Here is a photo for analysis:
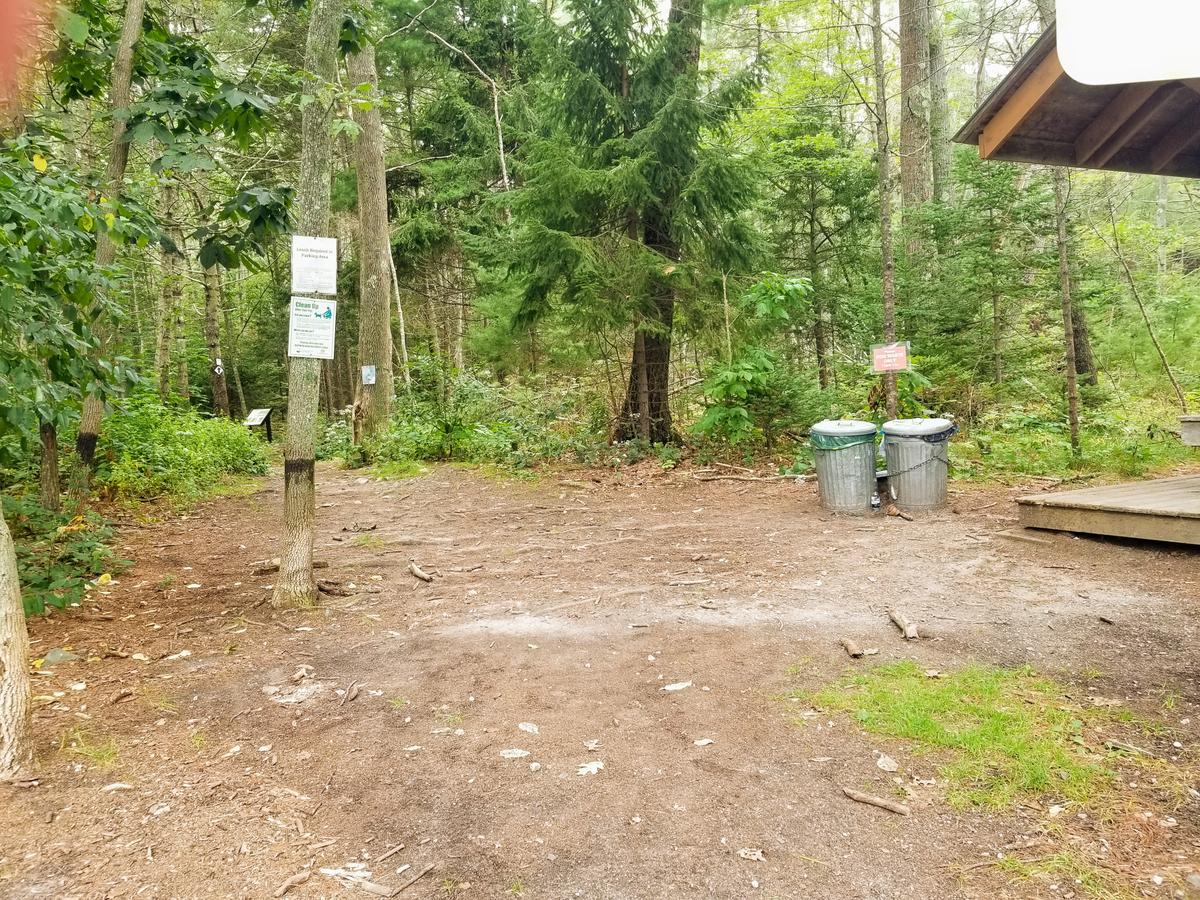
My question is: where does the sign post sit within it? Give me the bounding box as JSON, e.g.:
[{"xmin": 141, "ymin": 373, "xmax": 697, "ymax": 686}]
[{"xmin": 871, "ymin": 341, "xmax": 911, "ymax": 375}]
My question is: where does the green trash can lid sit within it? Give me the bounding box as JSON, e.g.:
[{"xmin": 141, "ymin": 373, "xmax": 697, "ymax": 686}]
[
  {"xmin": 881, "ymin": 417, "xmax": 955, "ymax": 438},
  {"xmin": 811, "ymin": 419, "xmax": 876, "ymax": 437}
]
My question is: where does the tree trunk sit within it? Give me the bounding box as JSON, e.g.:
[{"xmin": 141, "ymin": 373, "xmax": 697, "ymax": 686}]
[
  {"xmin": 273, "ymin": 0, "xmax": 343, "ymax": 609},
  {"xmin": 39, "ymin": 422, "xmax": 60, "ymax": 512},
  {"xmin": 154, "ymin": 210, "xmax": 179, "ymax": 401},
  {"xmin": 347, "ymin": 39, "xmax": 395, "ymax": 440},
  {"xmin": 0, "ymin": 504, "xmax": 32, "ymax": 781},
  {"xmin": 174, "ymin": 252, "xmax": 190, "ymax": 404},
  {"xmin": 613, "ymin": 0, "xmax": 701, "ymax": 444},
  {"xmin": 222, "ymin": 289, "xmax": 247, "ymax": 418},
  {"xmin": 898, "ymin": 0, "xmax": 933, "ymax": 212},
  {"xmin": 873, "ymin": 0, "xmax": 899, "ymax": 419},
  {"xmin": 928, "ymin": 9, "xmax": 951, "ymax": 205},
  {"xmin": 203, "ymin": 264, "xmax": 231, "ymax": 417},
  {"xmin": 69, "ymin": 0, "xmax": 147, "ymax": 503},
  {"xmin": 388, "ymin": 252, "xmax": 412, "ymax": 390},
  {"xmin": 1053, "ymin": 170, "xmax": 1081, "ymax": 456},
  {"xmin": 1072, "ymin": 297, "xmax": 1097, "ymax": 387}
]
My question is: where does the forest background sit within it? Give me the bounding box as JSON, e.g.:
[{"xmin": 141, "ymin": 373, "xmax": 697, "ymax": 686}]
[{"xmin": 2, "ymin": 0, "xmax": 1198, "ymax": 618}]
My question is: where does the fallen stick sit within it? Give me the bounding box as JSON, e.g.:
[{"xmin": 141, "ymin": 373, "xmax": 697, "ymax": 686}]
[
  {"xmin": 408, "ymin": 561, "xmax": 434, "ymax": 583},
  {"xmin": 394, "ymin": 862, "xmax": 435, "ymax": 894},
  {"xmin": 377, "ymin": 842, "xmax": 406, "ymax": 863},
  {"xmin": 359, "ymin": 880, "xmax": 400, "ymax": 897},
  {"xmin": 840, "ymin": 638, "xmax": 864, "ymax": 659},
  {"xmin": 888, "ymin": 608, "xmax": 920, "ymax": 640},
  {"xmin": 1104, "ymin": 739, "xmax": 1154, "ymax": 757},
  {"xmin": 274, "ymin": 870, "xmax": 311, "ymax": 897},
  {"xmin": 885, "ymin": 504, "xmax": 914, "ymax": 522},
  {"xmin": 842, "ymin": 787, "xmax": 910, "ymax": 816}
]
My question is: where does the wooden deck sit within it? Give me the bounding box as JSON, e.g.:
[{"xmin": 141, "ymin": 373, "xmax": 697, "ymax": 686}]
[{"xmin": 1018, "ymin": 475, "xmax": 1200, "ymax": 545}]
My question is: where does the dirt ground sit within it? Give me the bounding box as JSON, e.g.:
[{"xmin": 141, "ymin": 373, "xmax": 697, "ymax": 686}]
[{"xmin": 1, "ymin": 463, "xmax": 1198, "ymax": 899}]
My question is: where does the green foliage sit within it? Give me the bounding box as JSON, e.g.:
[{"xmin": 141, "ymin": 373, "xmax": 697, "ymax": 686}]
[
  {"xmin": 3, "ymin": 494, "xmax": 126, "ymax": 616},
  {"xmin": 95, "ymin": 393, "xmax": 269, "ymax": 499},
  {"xmin": 0, "ymin": 134, "xmax": 143, "ymax": 447}
]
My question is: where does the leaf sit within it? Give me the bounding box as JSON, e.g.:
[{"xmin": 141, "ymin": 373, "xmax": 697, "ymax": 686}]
[
  {"xmin": 61, "ymin": 12, "xmax": 90, "ymax": 44},
  {"xmin": 32, "ymin": 153, "xmax": 48, "ymax": 173}
]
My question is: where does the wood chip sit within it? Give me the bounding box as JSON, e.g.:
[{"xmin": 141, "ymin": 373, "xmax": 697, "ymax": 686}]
[{"xmin": 842, "ymin": 787, "xmax": 910, "ymax": 816}]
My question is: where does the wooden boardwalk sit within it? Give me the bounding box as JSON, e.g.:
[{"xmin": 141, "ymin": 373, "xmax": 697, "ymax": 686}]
[{"xmin": 1018, "ymin": 475, "xmax": 1200, "ymax": 545}]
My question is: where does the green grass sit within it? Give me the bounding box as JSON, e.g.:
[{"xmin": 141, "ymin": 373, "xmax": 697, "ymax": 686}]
[
  {"xmin": 994, "ymin": 852, "xmax": 1136, "ymax": 900},
  {"xmin": 806, "ymin": 661, "xmax": 1111, "ymax": 809},
  {"xmin": 61, "ymin": 728, "xmax": 119, "ymax": 768},
  {"xmin": 370, "ymin": 459, "xmax": 427, "ymax": 480}
]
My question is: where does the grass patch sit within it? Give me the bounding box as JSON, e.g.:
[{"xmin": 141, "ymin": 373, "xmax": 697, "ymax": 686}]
[
  {"xmin": 806, "ymin": 661, "xmax": 1112, "ymax": 809},
  {"xmin": 60, "ymin": 727, "xmax": 119, "ymax": 768},
  {"xmin": 370, "ymin": 459, "xmax": 427, "ymax": 480},
  {"xmin": 994, "ymin": 852, "xmax": 1136, "ymax": 900}
]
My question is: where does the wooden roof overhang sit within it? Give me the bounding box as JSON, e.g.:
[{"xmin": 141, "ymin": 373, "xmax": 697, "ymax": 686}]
[{"xmin": 953, "ymin": 26, "xmax": 1200, "ymax": 177}]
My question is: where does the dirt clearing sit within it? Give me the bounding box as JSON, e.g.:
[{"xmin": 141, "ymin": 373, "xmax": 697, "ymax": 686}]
[{"xmin": 2, "ymin": 464, "xmax": 1198, "ymax": 899}]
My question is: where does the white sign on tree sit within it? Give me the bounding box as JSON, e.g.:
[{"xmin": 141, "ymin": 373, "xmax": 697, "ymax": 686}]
[
  {"xmin": 291, "ymin": 235, "xmax": 338, "ymax": 295},
  {"xmin": 1057, "ymin": 0, "xmax": 1200, "ymax": 86},
  {"xmin": 288, "ymin": 297, "xmax": 338, "ymax": 360}
]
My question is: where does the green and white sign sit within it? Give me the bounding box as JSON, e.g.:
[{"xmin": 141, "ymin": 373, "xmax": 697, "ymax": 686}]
[{"xmin": 287, "ymin": 296, "xmax": 338, "ymax": 360}]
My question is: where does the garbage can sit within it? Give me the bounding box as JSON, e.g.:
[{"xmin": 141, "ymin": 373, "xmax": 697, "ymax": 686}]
[
  {"xmin": 810, "ymin": 420, "xmax": 878, "ymax": 514},
  {"xmin": 881, "ymin": 418, "xmax": 957, "ymax": 512}
]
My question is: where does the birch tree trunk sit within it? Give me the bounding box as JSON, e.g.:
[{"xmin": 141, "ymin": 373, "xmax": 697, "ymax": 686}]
[
  {"xmin": 0, "ymin": 505, "xmax": 32, "ymax": 781},
  {"xmin": 203, "ymin": 264, "xmax": 231, "ymax": 417},
  {"xmin": 873, "ymin": 0, "xmax": 899, "ymax": 419},
  {"xmin": 69, "ymin": 0, "xmax": 147, "ymax": 503},
  {"xmin": 388, "ymin": 253, "xmax": 412, "ymax": 390},
  {"xmin": 273, "ymin": 0, "xmax": 343, "ymax": 609},
  {"xmin": 348, "ymin": 39, "xmax": 395, "ymax": 439}
]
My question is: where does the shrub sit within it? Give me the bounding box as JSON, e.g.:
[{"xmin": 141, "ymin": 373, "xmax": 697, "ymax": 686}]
[
  {"xmin": 96, "ymin": 392, "xmax": 270, "ymax": 499},
  {"xmin": 3, "ymin": 494, "xmax": 126, "ymax": 616}
]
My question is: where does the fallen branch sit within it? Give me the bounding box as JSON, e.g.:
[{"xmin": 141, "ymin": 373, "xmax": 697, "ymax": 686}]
[
  {"xmin": 377, "ymin": 842, "xmax": 406, "ymax": 863},
  {"xmin": 691, "ymin": 473, "xmax": 798, "ymax": 484},
  {"xmin": 840, "ymin": 638, "xmax": 864, "ymax": 659},
  {"xmin": 887, "ymin": 608, "xmax": 920, "ymax": 640},
  {"xmin": 842, "ymin": 787, "xmax": 909, "ymax": 816},
  {"xmin": 253, "ymin": 559, "xmax": 329, "ymax": 576},
  {"xmin": 885, "ymin": 504, "xmax": 914, "ymax": 522},
  {"xmin": 408, "ymin": 561, "xmax": 434, "ymax": 583},
  {"xmin": 394, "ymin": 862, "xmax": 435, "ymax": 894},
  {"xmin": 274, "ymin": 870, "xmax": 311, "ymax": 897}
]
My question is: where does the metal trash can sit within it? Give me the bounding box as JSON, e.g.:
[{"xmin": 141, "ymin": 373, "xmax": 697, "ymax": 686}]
[
  {"xmin": 811, "ymin": 420, "xmax": 878, "ymax": 514},
  {"xmin": 881, "ymin": 418, "xmax": 958, "ymax": 512}
]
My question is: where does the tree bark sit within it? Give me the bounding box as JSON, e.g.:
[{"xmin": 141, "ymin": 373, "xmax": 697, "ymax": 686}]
[
  {"xmin": 1054, "ymin": 170, "xmax": 1081, "ymax": 456},
  {"xmin": 203, "ymin": 264, "xmax": 231, "ymax": 417},
  {"xmin": 873, "ymin": 0, "xmax": 899, "ymax": 419},
  {"xmin": 928, "ymin": 9, "xmax": 951, "ymax": 205},
  {"xmin": 898, "ymin": 0, "xmax": 933, "ymax": 211},
  {"xmin": 0, "ymin": 504, "xmax": 32, "ymax": 781},
  {"xmin": 69, "ymin": 0, "xmax": 147, "ymax": 503},
  {"xmin": 273, "ymin": 0, "xmax": 343, "ymax": 609},
  {"xmin": 348, "ymin": 39, "xmax": 395, "ymax": 439},
  {"xmin": 388, "ymin": 252, "xmax": 412, "ymax": 391},
  {"xmin": 39, "ymin": 423, "xmax": 60, "ymax": 512},
  {"xmin": 222, "ymin": 284, "xmax": 247, "ymax": 418},
  {"xmin": 155, "ymin": 201, "xmax": 180, "ymax": 401}
]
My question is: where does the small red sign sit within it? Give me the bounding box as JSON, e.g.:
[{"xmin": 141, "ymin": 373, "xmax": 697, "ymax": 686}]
[{"xmin": 871, "ymin": 342, "xmax": 911, "ymax": 374}]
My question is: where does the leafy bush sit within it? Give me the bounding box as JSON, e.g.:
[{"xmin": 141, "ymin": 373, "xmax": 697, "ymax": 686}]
[
  {"xmin": 96, "ymin": 392, "xmax": 270, "ymax": 499},
  {"xmin": 693, "ymin": 349, "xmax": 825, "ymax": 448},
  {"xmin": 3, "ymin": 494, "xmax": 126, "ymax": 616}
]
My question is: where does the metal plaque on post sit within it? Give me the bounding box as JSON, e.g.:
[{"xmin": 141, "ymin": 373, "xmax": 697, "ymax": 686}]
[{"xmin": 871, "ymin": 342, "xmax": 911, "ymax": 374}]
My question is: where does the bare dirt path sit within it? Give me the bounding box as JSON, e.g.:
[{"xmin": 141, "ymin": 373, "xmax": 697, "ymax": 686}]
[{"xmin": 2, "ymin": 464, "xmax": 1198, "ymax": 899}]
